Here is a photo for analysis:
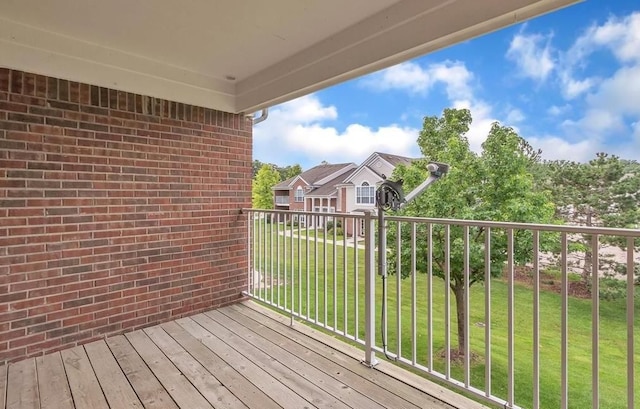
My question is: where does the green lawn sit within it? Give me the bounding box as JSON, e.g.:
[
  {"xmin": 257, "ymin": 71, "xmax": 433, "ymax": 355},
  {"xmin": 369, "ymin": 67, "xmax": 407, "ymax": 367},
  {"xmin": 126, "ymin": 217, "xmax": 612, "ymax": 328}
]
[{"xmin": 250, "ymin": 222, "xmax": 640, "ymax": 409}]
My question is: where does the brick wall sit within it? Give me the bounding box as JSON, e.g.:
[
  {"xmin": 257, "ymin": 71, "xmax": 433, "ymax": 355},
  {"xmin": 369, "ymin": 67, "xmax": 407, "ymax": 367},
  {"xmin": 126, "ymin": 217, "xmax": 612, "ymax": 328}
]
[{"xmin": 0, "ymin": 69, "xmax": 252, "ymax": 362}]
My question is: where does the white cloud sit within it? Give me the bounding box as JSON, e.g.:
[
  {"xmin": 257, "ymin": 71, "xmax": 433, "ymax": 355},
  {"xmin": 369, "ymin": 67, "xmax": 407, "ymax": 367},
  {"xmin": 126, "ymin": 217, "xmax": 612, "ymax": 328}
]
[
  {"xmin": 547, "ymin": 104, "xmax": 571, "ymax": 116},
  {"xmin": 505, "ymin": 108, "xmax": 525, "ymax": 124},
  {"xmin": 503, "ymin": 12, "xmax": 640, "ymax": 162},
  {"xmin": 555, "ymin": 13, "xmax": 640, "ymax": 159},
  {"xmin": 254, "ymin": 95, "xmax": 419, "ymax": 166},
  {"xmin": 275, "ymin": 94, "xmax": 338, "ymax": 124},
  {"xmin": 362, "ymin": 60, "xmax": 501, "ymax": 154},
  {"xmin": 558, "ymin": 74, "xmax": 597, "ymax": 99},
  {"xmin": 506, "ymin": 32, "xmax": 555, "ymax": 82},
  {"xmin": 584, "ymin": 13, "xmax": 640, "ymax": 63},
  {"xmin": 557, "ymin": 12, "xmax": 640, "ymax": 100},
  {"xmin": 362, "ymin": 61, "xmax": 473, "ymax": 100},
  {"xmin": 527, "ymin": 136, "xmax": 596, "ymax": 162}
]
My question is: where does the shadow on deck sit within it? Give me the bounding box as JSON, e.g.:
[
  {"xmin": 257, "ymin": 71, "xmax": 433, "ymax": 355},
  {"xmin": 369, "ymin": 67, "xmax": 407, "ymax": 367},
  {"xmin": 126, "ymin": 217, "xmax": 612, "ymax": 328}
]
[{"xmin": 0, "ymin": 301, "xmax": 486, "ymax": 408}]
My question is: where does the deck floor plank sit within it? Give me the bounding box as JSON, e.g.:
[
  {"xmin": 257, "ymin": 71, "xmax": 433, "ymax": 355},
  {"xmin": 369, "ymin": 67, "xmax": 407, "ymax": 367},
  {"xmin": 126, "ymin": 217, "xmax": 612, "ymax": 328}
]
[
  {"xmin": 191, "ymin": 313, "xmax": 352, "ymax": 409},
  {"xmin": 106, "ymin": 335, "xmax": 179, "ymax": 409},
  {"xmin": 6, "ymin": 359, "xmax": 38, "ymax": 409},
  {"xmin": 176, "ymin": 317, "xmax": 316, "ymax": 409},
  {"xmin": 60, "ymin": 346, "xmax": 109, "ymax": 409},
  {"xmin": 125, "ymin": 330, "xmax": 214, "ymax": 409},
  {"xmin": 233, "ymin": 302, "xmax": 456, "ymax": 409},
  {"xmin": 0, "ymin": 364, "xmax": 6, "ymax": 409},
  {"xmin": 4, "ymin": 301, "xmax": 469, "ymax": 409},
  {"xmin": 218, "ymin": 306, "xmax": 423, "ymax": 409},
  {"xmin": 84, "ymin": 341, "xmax": 143, "ymax": 409},
  {"xmin": 206, "ymin": 309, "xmax": 388, "ymax": 409},
  {"xmin": 35, "ymin": 352, "xmax": 73, "ymax": 409},
  {"xmin": 160, "ymin": 321, "xmax": 281, "ymax": 409},
  {"xmin": 143, "ymin": 325, "xmax": 247, "ymax": 409}
]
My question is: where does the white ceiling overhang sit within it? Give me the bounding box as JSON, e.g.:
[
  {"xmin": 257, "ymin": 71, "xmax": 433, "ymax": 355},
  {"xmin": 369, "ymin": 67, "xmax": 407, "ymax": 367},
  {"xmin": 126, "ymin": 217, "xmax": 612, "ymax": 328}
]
[{"xmin": 0, "ymin": 0, "xmax": 579, "ymax": 114}]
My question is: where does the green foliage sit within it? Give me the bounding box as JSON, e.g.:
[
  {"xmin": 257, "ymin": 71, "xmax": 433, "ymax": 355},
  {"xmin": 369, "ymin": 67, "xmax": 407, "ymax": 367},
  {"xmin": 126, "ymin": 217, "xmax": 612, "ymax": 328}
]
[
  {"xmin": 390, "ymin": 108, "xmax": 555, "ymax": 279},
  {"xmin": 535, "ymin": 154, "xmax": 640, "ymax": 287},
  {"xmin": 280, "ymin": 164, "xmax": 303, "ymax": 180},
  {"xmin": 252, "ymin": 160, "xmax": 302, "ymax": 180},
  {"xmin": 252, "ymin": 164, "xmax": 281, "ymax": 209},
  {"xmin": 388, "ymin": 108, "xmax": 556, "ymax": 353}
]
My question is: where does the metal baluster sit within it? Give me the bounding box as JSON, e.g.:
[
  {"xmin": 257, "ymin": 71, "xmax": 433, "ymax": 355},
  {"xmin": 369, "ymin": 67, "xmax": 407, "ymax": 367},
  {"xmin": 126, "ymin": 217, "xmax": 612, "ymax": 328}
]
[
  {"xmin": 411, "ymin": 222, "xmax": 417, "ymax": 365},
  {"xmin": 507, "ymin": 229, "xmax": 515, "ymax": 408},
  {"xmin": 463, "ymin": 225, "xmax": 470, "ymax": 387},
  {"xmin": 485, "ymin": 227, "xmax": 492, "ymax": 397},
  {"xmin": 626, "ymin": 237, "xmax": 635, "ymax": 409},
  {"xmin": 561, "ymin": 232, "xmax": 568, "ymax": 409},
  {"xmin": 591, "ymin": 234, "xmax": 600, "ymax": 409},
  {"xmin": 427, "ymin": 222, "xmax": 433, "ymax": 372},
  {"xmin": 533, "ymin": 230, "xmax": 540, "ymax": 409},
  {"xmin": 444, "ymin": 224, "xmax": 451, "ymax": 379}
]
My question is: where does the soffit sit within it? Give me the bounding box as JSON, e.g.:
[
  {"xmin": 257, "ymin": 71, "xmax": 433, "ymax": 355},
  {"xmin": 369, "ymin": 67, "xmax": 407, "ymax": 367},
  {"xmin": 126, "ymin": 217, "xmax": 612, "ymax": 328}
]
[{"xmin": 0, "ymin": 0, "xmax": 579, "ymax": 113}]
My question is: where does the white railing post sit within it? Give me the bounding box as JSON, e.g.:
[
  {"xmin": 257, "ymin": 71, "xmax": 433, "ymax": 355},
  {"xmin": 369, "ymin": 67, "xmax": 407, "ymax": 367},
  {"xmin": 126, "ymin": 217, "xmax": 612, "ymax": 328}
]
[{"xmin": 363, "ymin": 210, "xmax": 378, "ymax": 367}]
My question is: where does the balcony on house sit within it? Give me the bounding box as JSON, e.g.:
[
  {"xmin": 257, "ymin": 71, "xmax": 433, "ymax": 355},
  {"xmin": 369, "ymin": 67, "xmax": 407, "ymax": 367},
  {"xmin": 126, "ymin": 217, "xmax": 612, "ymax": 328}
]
[
  {"xmin": 274, "ymin": 194, "xmax": 291, "ymax": 206},
  {"xmin": 1, "ymin": 1, "xmax": 611, "ymax": 408},
  {"xmin": 244, "ymin": 208, "xmax": 640, "ymax": 409},
  {"xmin": 1, "ymin": 208, "xmax": 637, "ymax": 409}
]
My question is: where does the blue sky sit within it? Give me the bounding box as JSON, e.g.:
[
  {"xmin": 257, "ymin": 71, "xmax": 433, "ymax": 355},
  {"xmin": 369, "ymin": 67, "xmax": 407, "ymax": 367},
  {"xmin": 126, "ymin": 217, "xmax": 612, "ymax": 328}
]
[{"xmin": 254, "ymin": 0, "xmax": 640, "ymax": 169}]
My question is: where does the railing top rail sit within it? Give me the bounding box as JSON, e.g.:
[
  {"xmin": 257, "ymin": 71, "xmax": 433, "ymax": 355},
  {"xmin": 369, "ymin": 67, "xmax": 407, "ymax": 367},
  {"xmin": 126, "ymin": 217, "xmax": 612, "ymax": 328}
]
[
  {"xmin": 242, "ymin": 208, "xmax": 369, "ymax": 219},
  {"xmin": 383, "ymin": 215, "xmax": 640, "ymax": 237},
  {"xmin": 243, "ymin": 208, "xmax": 640, "ymax": 237}
]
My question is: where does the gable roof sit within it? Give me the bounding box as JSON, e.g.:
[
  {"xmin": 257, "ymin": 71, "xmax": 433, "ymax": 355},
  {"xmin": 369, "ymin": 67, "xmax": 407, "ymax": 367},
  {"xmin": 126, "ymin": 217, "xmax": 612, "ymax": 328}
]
[
  {"xmin": 272, "ymin": 162, "xmax": 354, "ymax": 190},
  {"xmin": 375, "ymin": 152, "xmax": 414, "ymax": 168},
  {"xmin": 307, "ymin": 169, "xmax": 356, "ymax": 197},
  {"xmin": 344, "ymin": 152, "xmax": 416, "ymax": 184}
]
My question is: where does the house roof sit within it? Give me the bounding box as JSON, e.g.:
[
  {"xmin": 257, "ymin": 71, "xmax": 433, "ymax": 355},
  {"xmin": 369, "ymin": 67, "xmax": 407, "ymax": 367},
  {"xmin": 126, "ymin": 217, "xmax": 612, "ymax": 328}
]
[
  {"xmin": 375, "ymin": 152, "xmax": 415, "ymax": 168},
  {"xmin": 0, "ymin": 1, "xmax": 579, "ymax": 113},
  {"xmin": 344, "ymin": 152, "xmax": 416, "ymax": 184},
  {"xmin": 272, "ymin": 163, "xmax": 354, "ymax": 190},
  {"xmin": 307, "ymin": 169, "xmax": 357, "ymax": 197}
]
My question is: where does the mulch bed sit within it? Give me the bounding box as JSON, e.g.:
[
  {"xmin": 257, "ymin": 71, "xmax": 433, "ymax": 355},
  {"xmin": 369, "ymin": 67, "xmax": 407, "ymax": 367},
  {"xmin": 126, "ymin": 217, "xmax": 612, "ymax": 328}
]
[{"xmin": 510, "ymin": 267, "xmax": 591, "ymax": 299}]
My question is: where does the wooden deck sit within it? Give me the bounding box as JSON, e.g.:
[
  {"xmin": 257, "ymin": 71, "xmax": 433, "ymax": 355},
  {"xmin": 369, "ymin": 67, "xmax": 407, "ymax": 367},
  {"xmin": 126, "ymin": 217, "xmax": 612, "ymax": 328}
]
[{"xmin": 0, "ymin": 301, "xmax": 485, "ymax": 409}]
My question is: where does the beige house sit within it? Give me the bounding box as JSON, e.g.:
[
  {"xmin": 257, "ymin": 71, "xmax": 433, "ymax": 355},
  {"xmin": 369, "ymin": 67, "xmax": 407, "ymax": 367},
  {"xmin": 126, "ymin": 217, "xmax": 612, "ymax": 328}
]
[{"xmin": 274, "ymin": 152, "xmax": 414, "ymax": 233}]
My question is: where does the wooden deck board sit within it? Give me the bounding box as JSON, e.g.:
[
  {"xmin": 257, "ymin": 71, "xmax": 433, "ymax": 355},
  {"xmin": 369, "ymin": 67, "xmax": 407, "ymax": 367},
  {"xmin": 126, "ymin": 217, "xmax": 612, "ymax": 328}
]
[
  {"xmin": 143, "ymin": 325, "xmax": 247, "ymax": 409},
  {"xmin": 84, "ymin": 341, "xmax": 143, "ymax": 409},
  {"xmin": 6, "ymin": 358, "xmax": 39, "ymax": 409},
  {"xmin": 0, "ymin": 365, "xmax": 6, "ymax": 409},
  {"xmin": 125, "ymin": 330, "xmax": 214, "ymax": 409},
  {"xmin": 205, "ymin": 309, "xmax": 388, "ymax": 409},
  {"xmin": 61, "ymin": 345, "xmax": 109, "ymax": 409},
  {"xmin": 2, "ymin": 301, "xmax": 474, "ymax": 409},
  {"xmin": 106, "ymin": 335, "xmax": 178, "ymax": 409},
  {"xmin": 218, "ymin": 305, "xmax": 423, "ymax": 409},
  {"xmin": 235, "ymin": 302, "xmax": 458, "ymax": 409},
  {"xmin": 191, "ymin": 313, "xmax": 352, "ymax": 409},
  {"xmin": 177, "ymin": 317, "xmax": 315, "ymax": 408},
  {"xmin": 160, "ymin": 321, "xmax": 280, "ymax": 409},
  {"xmin": 36, "ymin": 352, "xmax": 74, "ymax": 409}
]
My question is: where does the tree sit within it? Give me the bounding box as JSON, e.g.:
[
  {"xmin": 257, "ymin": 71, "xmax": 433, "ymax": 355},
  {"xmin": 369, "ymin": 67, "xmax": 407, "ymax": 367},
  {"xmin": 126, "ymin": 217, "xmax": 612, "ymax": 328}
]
[
  {"xmin": 388, "ymin": 108, "xmax": 555, "ymax": 356},
  {"xmin": 252, "ymin": 164, "xmax": 281, "ymax": 209},
  {"xmin": 253, "ymin": 160, "xmax": 302, "ymax": 181},
  {"xmin": 537, "ymin": 154, "xmax": 640, "ymax": 286},
  {"xmin": 278, "ymin": 164, "xmax": 302, "ymax": 180},
  {"xmin": 252, "ymin": 160, "xmax": 265, "ymax": 178}
]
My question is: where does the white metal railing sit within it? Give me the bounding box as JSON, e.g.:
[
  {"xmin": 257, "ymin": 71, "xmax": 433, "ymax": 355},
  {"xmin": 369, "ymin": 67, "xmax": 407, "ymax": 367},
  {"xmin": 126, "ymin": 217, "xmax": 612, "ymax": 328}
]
[{"xmin": 244, "ymin": 208, "xmax": 639, "ymax": 409}]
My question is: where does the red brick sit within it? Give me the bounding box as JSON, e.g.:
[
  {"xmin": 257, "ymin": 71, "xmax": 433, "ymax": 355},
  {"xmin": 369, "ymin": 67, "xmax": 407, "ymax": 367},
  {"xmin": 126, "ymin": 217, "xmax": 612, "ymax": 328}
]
[{"xmin": 0, "ymin": 68, "xmax": 251, "ymax": 361}]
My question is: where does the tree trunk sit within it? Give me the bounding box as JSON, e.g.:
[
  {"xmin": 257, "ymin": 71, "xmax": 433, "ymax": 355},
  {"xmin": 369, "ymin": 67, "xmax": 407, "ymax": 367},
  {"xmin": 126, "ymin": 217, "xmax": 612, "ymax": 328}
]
[{"xmin": 452, "ymin": 282, "xmax": 466, "ymax": 356}]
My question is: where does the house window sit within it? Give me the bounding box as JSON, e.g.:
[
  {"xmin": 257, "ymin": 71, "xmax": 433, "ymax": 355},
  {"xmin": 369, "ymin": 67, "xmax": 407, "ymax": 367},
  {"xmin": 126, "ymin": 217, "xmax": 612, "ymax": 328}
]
[
  {"xmin": 356, "ymin": 181, "xmax": 375, "ymax": 205},
  {"xmin": 294, "ymin": 187, "xmax": 304, "ymax": 202}
]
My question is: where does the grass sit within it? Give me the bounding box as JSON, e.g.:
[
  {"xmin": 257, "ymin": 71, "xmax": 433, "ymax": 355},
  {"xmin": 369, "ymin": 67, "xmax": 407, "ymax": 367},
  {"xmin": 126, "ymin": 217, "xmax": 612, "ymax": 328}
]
[
  {"xmin": 250, "ymin": 221, "xmax": 640, "ymax": 409},
  {"xmin": 286, "ymin": 225, "xmax": 347, "ymax": 243}
]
